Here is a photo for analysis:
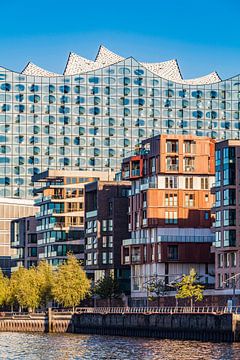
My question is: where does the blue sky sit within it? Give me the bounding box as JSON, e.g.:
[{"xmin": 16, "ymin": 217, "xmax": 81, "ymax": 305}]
[{"xmin": 1, "ymin": 0, "xmax": 240, "ymax": 79}]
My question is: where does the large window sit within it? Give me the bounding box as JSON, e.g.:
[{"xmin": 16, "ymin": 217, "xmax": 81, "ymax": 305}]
[
  {"xmin": 167, "ymin": 245, "xmax": 178, "ymax": 260},
  {"xmin": 165, "ymin": 176, "xmax": 178, "ymax": 189},
  {"xmin": 165, "ymin": 193, "xmax": 178, "ymax": 206},
  {"xmin": 185, "ymin": 194, "xmax": 195, "ymax": 207},
  {"xmin": 165, "ymin": 211, "xmax": 178, "ymax": 224},
  {"xmin": 224, "ymin": 230, "xmax": 236, "ymax": 247},
  {"xmin": 166, "ymin": 140, "xmax": 178, "ymax": 153}
]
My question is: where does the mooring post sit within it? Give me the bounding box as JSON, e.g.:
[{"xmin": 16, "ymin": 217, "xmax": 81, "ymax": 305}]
[{"xmin": 48, "ymin": 307, "xmax": 52, "ymax": 333}]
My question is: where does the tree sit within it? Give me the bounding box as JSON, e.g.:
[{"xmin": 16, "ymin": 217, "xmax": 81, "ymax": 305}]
[
  {"xmin": 94, "ymin": 274, "xmax": 120, "ymax": 306},
  {"xmin": 175, "ymin": 268, "xmax": 204, "ymax": 307},
  {"xmin": 36, "ymin": 261, "xmax": 54, "ymax": 309},
  {"xmin": 146, "ymin": 277, "xmax": 167, "ymax": 307},
  {"xmin": 0, "ymin": 270, "xmax": 9, "ymax": 307},
  {"xmin": 52, "ymin": 254, "xmax": 90, "ymax": 311},
  {"xmin": 8, "ymin": 267, "xmax": 41, "ymax": 311}
]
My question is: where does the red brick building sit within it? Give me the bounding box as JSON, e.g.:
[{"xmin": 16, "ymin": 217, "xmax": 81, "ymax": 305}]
[{"xmin": 121, "ymin": 135, "xmax": 215, "ymax": 305}]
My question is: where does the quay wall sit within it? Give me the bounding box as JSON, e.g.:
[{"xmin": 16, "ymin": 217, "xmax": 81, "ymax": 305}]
[
  {"xmin": 73, "ymin": 312, "xmax": 240, "ymax": 342},
  {"xmin": 0, "ymin": 311, "xmax": 240, "ymax": 342}
]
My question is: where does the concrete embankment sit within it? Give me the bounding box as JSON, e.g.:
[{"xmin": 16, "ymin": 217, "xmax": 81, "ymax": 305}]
[
  {"xmin": 72, "ymin": 312, "xmax": 240, "ymax": 342},
  {"xmin": 0, "ymin": 310, "xmax": 240, "ymax": 342}
]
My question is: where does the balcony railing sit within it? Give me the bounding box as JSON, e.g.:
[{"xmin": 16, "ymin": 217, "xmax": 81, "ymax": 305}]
[
  {"xmin": 184, "ymin": 165, "xmax": 195, "ymax": 172},
  {"xmin": 167, "ymin": 164, "xmax": 178, "ymax": 171},
  {"xmin": 86, "ymin": 210, "xmax": 98, "ymax": 219},
  {"xmin": 131, "ymin": 169, "xmax": 140, "ymax": 176},
  {"xmin": 132, "ymin": 255, "xmax": 141, "ymax": 262}
]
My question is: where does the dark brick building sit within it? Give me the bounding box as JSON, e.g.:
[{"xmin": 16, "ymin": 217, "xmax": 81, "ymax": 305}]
[{"xmin": 84, "ymin": 180, "xmax": 131, "ymax": 293}]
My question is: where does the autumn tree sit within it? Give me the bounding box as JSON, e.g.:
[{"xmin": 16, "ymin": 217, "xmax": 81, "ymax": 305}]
[
  {"xmin": 52, "ymin": 254, "xmax": 90, "ymax": 311},
  {"xmin": 0, "ymin": 270, "xmax": 9, "ymax": 307},
  {"xmin": 36, "ymin": 261, "xmax": 54, "ymax": 308},
  {"xmin": 175, "ymin": 268, "xmax": 204, "ymax": 307},
  {"xmin": 94, "ymin": 274, "xmax": 120, "ymax": 306},
  {"xmin": 8, "ymin": 267, "xmax": 41, "ymax": 312}
]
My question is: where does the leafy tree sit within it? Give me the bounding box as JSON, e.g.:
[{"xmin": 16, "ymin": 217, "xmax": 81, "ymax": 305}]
[
  {"xmin": 36, "ymin": 261, "xmax": 54, "ymax": 308},
  {"xmin": 0, "ymin": 270, "xmax": 9, "ymax": 307},
  {"xmin": 8, "ymin": 267, "xmax": 41, "ymax": 311},
  {"xmin": 175, "ymin": 268, "xmax": 204, "ymax": 307},
  {"xmin": 52, "ymin": 254, "xmax": 90, "ymax": 311},
  {"xmin": 94, "ymin": 274, "xmax": 120, "ymax": 306},
  {"xmin": 146, "ymin": 277, "xmax": 167, "ymax": 307}
]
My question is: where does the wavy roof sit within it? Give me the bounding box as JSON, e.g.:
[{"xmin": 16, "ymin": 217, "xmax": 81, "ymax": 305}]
[{"xmin": 21, "ymin": 45, "xmax": 221, "ymax": 85}]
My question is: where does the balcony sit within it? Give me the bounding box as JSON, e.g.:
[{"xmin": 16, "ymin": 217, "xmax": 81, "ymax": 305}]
[
  {"xmin": 184, "ymin": 165, "xmax": 195, "ymax": 172},
  {"xmin": 86, "ymin": 210, "xmax": 98, "ymax": 219},
  {"xmin": 132, "ymin": 255, "xmax": 141, "ymax": 262},
  {"xmin": 167, "ymin": 164, "xmax": 178, "ymax": 171},
  {"xmin": 131, "ymin": 169, "xmax": 140, "ymax": 177}
]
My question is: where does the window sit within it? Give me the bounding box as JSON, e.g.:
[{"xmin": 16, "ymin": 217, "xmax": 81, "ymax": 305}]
[
  {"xmin": 165, "ymin": 176, "xmax": 178, "ymax": 189},
  {"xmin": 201, "ymin": 178, "xmax": 209, "ymax": 190},
  {"xmin": 223, "ymin": 209, "xmax": 236, "ymax": 226},
  {"xmin": 102, "ymin": 220, "xmax": 107, "ymax": 231},
  {"xmin": 218, "ymin": 273, "xmax": 223, "ymax": 288},
  {"xmin": 224, "ymin": 230, "xmax": 236, "ymax": 247},
  {"xmin": 108, "ymin": 236, "xmax": 113, "ymax": 248},
  {"xmin": 218, "ymin": 253, "xmax": 223, "ymax": 268},
  {"xmin": 215, "ymin": 211, "xmax": 221, "ymax": 227},
  {"xmin": 108, "ymin": 219, "xmax": 113, "ymax": 231},
  {"xmin": 167, "ymin": 245, "xmax": 178, "ymax": 260},
  {"xmin": 93, "ymin": 252, "xmax": 97, "ymax": 265},
  {"xmin": 166, "ymin": 140, "xmax": 178, "ymax": 153},
  {"xmin": 87, "ymin": 253, "xmax": 92, "ymax": 265},
  {"xmin": 205, "ymin": 194, "xmax": 209, "ymax": 203},
  {"xmin": 165, "ymin": 211, "xmax": 178, "ymax": 224},
  {"xmin": 185, "ymin": 177, "xmax": 193, "ymax": 189},
  {"xmin": 215, "ymin": 232, "xmax": 221, "ymax": 247},
  {"xmin": 165, "ymin": 193, "xmax": 178, "ymax": 206},
  {"xmin": 102, "ymin": 252, "xmax": 107, "ymax": 264},
  {"xmin": 184, "ymin": 157, "xmax": 195, "ymax": 172},
  {"xmin": 185, "ymin": 194, "xmax": 195, "ymax": 207},
  {"xmin": 102, "ymin": 236, "xmax": 107, "ymax": 248},
  {"xmin": 231, "ymin": 253, "xmax": 236, "ymax": 267},
  {"xmin": 204, "ymin": 211, "xmax": 210, "ymax": 220},
  {"xmin": 109, "ymin": 252, "xmax": 113, "ymax": 264},
  {"xmin": 166, "ymin": 156, "xmax": 178, "ymax": 171},
  {"xmin": 184, "ymin": 140, "xmax": 196, "ymax": 153},
  {"xmin": 223, "ymin": 189, "xmax": 236, "ymax": 206}
]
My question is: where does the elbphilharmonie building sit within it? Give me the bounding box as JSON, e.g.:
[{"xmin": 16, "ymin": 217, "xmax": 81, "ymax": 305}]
[{"xmin": 0, "ymin": 45, "xmax": 239, "ymax": 199}]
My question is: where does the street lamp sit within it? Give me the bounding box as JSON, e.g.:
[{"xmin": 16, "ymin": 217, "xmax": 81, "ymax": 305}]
[{"xmin": 222, "ymin": 272, "xmax": 240, "ymax": 307}]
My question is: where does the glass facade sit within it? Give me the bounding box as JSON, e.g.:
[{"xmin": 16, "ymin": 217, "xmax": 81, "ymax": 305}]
[{"xmin": 1, "ymin": 57, "xmax": 240, "ymax": 198}]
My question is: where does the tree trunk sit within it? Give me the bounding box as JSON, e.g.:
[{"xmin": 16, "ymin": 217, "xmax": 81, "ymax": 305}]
[{"xmin": 190, "ymin": 297, "xmax": 193, "ymax": 308}]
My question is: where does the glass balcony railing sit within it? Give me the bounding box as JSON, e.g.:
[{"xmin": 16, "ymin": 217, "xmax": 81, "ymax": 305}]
[{"xmin": 131, "ymin": 169, "xmax": 140, "ymax": 176}]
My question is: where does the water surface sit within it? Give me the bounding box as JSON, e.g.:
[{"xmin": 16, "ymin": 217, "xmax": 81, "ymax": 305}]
[{"xmin": 0, "ymin": 333, "xmax": 239, "ymax": 359}]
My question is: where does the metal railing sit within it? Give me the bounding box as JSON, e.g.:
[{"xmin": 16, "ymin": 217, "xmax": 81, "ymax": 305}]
[{"xmin": 73, "ymin": 306, "xmax": 240, "ymax": 314}]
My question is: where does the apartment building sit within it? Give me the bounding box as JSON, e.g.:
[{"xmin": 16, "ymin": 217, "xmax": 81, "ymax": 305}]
[
  {"xmin": 121, "ymin": 134, "xmax": 215, "ymax": 304},
  {"xmin": 212, "ymin": 140, "xmax": 240, "ymax": 290},
  {"xmin": 32, "ymin": 170, "xmax": 114, "ymax": 267},
  {"xmin": 84, "ymin": 180, "xmax": 131, "ymax": 293}
]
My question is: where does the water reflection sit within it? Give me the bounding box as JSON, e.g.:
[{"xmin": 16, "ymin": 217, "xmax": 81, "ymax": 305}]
[{"xmin": 0, "ymin": 333, "xmax": 239, "ymax": 359}]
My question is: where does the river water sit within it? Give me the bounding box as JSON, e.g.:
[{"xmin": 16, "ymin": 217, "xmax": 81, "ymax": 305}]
[{"xmin": 0, "ymin": 333, "xmax": 240, "ymax": 359}]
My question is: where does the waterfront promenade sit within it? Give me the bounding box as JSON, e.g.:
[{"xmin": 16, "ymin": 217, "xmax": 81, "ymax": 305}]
[{"xmin": 0, "ymin": 307, "xmax": 239, "ymax": 342}]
